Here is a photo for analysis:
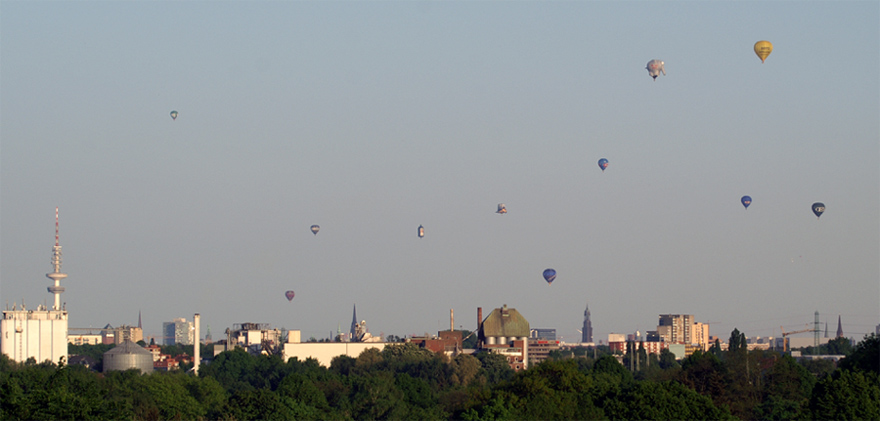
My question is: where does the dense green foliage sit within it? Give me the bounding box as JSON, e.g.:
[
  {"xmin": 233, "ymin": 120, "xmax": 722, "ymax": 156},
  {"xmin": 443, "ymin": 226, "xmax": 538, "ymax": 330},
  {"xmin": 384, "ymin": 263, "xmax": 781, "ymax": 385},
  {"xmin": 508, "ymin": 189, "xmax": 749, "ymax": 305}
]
[{"xmin": 2, "ymin": 334, "xmax": 877, "ymax": 420}]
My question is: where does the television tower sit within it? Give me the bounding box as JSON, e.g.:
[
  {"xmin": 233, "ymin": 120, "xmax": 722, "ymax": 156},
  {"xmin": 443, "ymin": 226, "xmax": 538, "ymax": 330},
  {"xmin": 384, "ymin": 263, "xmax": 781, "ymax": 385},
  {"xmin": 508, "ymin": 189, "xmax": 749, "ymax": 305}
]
[{"xmin": 46, "ymin": 207, "xmax": 68, "ymax": 311}]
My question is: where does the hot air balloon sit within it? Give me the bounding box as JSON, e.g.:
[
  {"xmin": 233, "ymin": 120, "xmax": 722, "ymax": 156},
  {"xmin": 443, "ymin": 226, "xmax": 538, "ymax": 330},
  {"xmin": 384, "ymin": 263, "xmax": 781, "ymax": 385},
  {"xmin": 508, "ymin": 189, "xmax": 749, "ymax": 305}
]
[
  {"xmin": 542, "ymin": 268, "xmax": 557, "ymax": 285},
  {"xmin": 741, "ymin": 196, "xmax": 752, "ymax": 209},
  {"xmin": 170, "ymin": 110, "xmax": 178, "ymax": 120},
  {"xmin": 812, "ymin": 202, "xmax": 825, "ymax": 218},
  {"xmin": 646, "ymin": 59, "xmax": 665, "ymax": 80},
  {"xmin": 754, "ymin": 41, "xmax": 773, "ymax": 63},
  {"xmin": 496, "ymin": 204, "xmax": 507, "ymax": 214},
  {"xmin": 285, "ymin": 290, "xmax": 295, "ymax": 301},
  {"xmin": 598, "ymin": 158, "xmax": 609, "ymax": 172},
  {"xmin": 310, "ymin": 225, "xmax": 320, "ymax": 235},
  {"xmin": 418, "ymin": 225, "xmax": 425, "ymax": 238}
]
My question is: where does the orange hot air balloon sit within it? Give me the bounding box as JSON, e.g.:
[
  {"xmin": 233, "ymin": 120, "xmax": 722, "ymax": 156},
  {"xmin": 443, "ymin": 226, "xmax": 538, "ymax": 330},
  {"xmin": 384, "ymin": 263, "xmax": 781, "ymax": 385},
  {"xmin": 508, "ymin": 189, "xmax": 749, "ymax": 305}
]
[{"xmin": 754, "ymin": 41, "xmax": 773, "ymax": 63}]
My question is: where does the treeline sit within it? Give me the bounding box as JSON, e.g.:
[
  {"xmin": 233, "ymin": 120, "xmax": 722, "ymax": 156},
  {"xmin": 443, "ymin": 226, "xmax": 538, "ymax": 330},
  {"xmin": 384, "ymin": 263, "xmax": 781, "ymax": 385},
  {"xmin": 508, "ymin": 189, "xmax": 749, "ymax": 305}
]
[{"xmin": 1, "ymin": 333, "xmax": 877, "ymax": 420}]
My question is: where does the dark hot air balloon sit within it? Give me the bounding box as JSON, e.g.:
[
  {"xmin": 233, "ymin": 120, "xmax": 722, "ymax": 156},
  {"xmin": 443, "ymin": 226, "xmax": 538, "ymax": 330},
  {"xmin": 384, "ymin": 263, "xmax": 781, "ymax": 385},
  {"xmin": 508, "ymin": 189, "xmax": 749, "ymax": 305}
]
[
  {"xmin": 310, "ymin": 225, "xmax": 320, "ymax": 235},
  {"xmin": 741, "ymin": 196, "xmax": 752, "ymax": 209},
  {"xmin": 598, "ymin": 158, "xmax": 609, "ymax": 172},
  {"xmin": 542, "ymin": 268, "xmax": 557, "ymax": 285},
  {"xmin": 170, "ymin": 110, "xmax": 178, "ymax": 120},
  {"xmin": 496, "ymin": 204, "xmax": 507, "ymax": 214},
  {"xmin": 418, "ymin": 225, "xmax": 425, "ymax": 238},
  {"xmin": 812, "ymin": 202, "xmax": 825, "ymax": 218},
  {"xmin": 285, "ymin": 290, "xmax": 295, "ymax": 301}
]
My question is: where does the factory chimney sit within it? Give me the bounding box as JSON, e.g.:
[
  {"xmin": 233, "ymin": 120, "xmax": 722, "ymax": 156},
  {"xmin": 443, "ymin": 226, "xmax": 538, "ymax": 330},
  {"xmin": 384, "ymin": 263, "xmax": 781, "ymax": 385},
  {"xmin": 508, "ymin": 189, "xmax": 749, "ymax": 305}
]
[
  {"xmin": 193, "ymin": 314, "xmax": 200, "ymax": 375},
  {"xmin": 477, "ymin": 307, "xmax": 483, "ymax": 348},
  {"xmin": 450, "ymin": 309, "xmax": 454, "ymax": 332}
]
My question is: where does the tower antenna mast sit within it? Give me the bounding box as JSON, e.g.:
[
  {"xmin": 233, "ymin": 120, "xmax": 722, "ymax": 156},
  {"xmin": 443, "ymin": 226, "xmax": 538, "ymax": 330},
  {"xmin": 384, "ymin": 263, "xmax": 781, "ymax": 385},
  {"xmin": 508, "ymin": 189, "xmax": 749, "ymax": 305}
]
[{"xmin": 46, "ymin": 207, "xmax": 68, "ymax": 311}]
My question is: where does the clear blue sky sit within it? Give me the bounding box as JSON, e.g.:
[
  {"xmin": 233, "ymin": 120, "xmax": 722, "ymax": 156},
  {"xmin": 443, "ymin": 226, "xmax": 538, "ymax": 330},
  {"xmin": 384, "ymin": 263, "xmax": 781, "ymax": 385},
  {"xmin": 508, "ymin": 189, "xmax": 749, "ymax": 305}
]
[{"xmin": 2, "ymin": 1, "xmax": 877, "ymax": 344}]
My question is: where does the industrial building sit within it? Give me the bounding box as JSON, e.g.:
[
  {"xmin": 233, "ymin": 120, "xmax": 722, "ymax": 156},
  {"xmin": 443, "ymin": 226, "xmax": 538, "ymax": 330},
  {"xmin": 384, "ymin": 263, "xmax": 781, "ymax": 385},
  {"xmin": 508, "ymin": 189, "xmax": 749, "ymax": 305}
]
[
  {"xmin": 1, "ymin": 208, "xmax": 70, "ymax": 364},
  {"xmin": 283, "ymin": 330, "xmax": 389, "ymax": 366},
  {"xmin": 214, "ymin": 322, "xmax": 284, "ymax": 356},
  {"xmin": 103, "ymin": 340, "xmax": 154, "ymax": 373},
  {"xmin": 478, "ymin": 305, "xmax": 530, "ymax": 371}
]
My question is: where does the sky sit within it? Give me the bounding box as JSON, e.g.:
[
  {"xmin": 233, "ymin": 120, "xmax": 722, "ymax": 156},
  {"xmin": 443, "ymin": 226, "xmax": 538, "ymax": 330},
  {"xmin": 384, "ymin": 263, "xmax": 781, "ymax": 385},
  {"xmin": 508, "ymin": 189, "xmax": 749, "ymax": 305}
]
[{"xmin": 2, "ymin": 1, "xmax": 878, "ymax": 345}]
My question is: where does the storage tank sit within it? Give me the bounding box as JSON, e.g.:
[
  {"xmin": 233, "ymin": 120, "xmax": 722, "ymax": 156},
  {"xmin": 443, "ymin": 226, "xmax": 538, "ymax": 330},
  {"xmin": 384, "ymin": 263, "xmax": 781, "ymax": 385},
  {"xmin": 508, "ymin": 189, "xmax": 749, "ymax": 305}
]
[{"xmin": 103, "ymin": 340, "xmax": 153, "ymax": 373}]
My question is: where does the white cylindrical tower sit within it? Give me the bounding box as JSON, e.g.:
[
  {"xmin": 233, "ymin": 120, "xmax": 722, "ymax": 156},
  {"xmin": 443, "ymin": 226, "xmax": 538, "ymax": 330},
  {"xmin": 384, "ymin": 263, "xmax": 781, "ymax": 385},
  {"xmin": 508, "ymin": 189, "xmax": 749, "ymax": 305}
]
[
  {"xmin": 46, "ymin": 208, "xmax": 68, "ymax": 311},
  {"xmin": 193, "ymin": 313, "xmax": 200, "ymax": 375}
]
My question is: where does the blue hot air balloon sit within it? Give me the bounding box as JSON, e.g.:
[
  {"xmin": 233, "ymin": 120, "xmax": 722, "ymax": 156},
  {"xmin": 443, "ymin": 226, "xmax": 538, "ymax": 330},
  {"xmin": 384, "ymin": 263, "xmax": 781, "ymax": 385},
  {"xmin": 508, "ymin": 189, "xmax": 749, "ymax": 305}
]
[
  {"xmin": 418, "ymin": 225, "xmax": 425, "ymax": 238},
  {"xmin": 170, "ymin": 110, "xmax": 178, "ymax": 120},
  {"xmin": 812, "ymin": 202, "xmax": 825, "ymax": 218},
  {"xmin": 542, "ymin": 268, "xmax": 557, "ymax": 285},
  {"xmin": 741, "ymin": 196, "xmax": 752, "ymax": 209},
  {"xmin": 310, "ymin": 225, "xmax": 320, "ymax": 235},
  {"xmin": 285, "ymin": 290, "xmax": 295, "ymax": 301},
  {"xmin": 598, "ymin": 158, "xmax": 609, "ymax": 172}
]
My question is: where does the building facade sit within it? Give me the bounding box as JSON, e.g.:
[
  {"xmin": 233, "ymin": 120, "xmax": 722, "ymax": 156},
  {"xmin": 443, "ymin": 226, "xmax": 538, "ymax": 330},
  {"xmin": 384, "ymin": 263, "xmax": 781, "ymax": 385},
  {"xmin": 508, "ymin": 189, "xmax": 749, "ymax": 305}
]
[
  {"xmin": 479, "ymin": 305, "xmax": 530, "ymax": 371},
  {"xmin": 214, "ymin": 322, "xmax": 282, "ymax": 355},
  {"xmin": 657, "ymin": 314, "xmax": 695, "ymax": 345},
  {"xmin": 530, "ymin": 328, "xmax": 556, "ymax": 341},
  {"xmin": 163, "ymin": 318, "xmax": 194, "ymax": 345}
]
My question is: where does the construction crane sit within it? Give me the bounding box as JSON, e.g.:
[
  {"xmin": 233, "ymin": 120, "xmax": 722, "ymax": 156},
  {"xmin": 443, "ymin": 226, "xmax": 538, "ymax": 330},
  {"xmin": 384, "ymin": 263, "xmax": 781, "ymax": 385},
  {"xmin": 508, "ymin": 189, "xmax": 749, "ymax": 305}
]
[{"xmin": 781, "ymin": 325, "xmax": 817, "ymax": 353}]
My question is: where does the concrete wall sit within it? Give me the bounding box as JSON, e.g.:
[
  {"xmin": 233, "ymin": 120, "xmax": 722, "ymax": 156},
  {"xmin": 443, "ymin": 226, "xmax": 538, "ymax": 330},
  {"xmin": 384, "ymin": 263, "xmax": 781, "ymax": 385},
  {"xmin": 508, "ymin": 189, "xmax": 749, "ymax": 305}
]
[{"xmin": 282, "ymin": 342, "xmax": 389, "ymax": 367}]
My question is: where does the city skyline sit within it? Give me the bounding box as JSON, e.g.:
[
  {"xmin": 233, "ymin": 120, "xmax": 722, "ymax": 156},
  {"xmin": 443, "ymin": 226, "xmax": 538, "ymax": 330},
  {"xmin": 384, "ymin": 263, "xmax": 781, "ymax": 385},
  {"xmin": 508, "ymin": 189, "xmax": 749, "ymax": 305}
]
[{"xmin": 1, "ymin": 2, "xmax": 877, "ymax": 344}]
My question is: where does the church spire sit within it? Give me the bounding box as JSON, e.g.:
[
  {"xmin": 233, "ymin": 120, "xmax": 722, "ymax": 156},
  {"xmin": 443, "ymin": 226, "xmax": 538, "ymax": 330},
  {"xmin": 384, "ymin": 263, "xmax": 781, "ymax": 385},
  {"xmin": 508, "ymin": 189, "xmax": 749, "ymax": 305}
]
[
  {"xmin": 582, "ymin": 303, "xmax": 593, "ymax": 343},
  {"xmin": 350, "ymin": 304, "xmax": 358, "ymax": 340},
  {"xmin": 836, "ymin": 315, "xmax": 844, "ymax": 338}
]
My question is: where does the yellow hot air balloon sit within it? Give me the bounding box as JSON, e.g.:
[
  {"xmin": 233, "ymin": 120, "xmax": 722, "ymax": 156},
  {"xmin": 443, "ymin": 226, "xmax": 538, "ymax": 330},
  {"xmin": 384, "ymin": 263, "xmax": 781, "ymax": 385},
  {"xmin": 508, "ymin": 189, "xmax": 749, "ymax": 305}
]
[{"xmin": 754, "ymin": 41, "xmax": 773, "ymax": 63}]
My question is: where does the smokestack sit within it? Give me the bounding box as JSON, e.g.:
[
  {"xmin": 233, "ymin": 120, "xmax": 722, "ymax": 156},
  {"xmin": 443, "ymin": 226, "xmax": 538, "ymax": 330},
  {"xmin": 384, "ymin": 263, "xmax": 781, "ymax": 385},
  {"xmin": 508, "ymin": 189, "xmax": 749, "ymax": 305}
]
[
  {"xmin": 450, "ymin": 309, "xmax": 454, "ymax": 331},
  {"xmin": 477, "ymin": 307, "xmax": 483, "ymax": 347},
  {"xmin": 193, "ymin": 314, "xmax": 200, "ymax": 375}
]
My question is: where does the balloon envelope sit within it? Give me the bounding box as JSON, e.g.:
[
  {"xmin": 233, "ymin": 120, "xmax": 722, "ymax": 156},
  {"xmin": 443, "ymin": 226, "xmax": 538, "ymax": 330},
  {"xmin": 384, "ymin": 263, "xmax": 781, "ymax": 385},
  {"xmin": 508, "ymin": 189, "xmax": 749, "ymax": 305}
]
[
  {"xmin": 285, "ymin": 290, "xmax": 295, "ymax": 301},
  {"xmin": 646, "ymin": 59, "xmax": 665, "ymax": 80},
  {"xmin": 170, "ymin": 110, "xmax": 178, "ymax": 120},
  {"xmin": 754, "ymin": 41, "xmax": 773, "ymax": 63},
  {"xmin": 741, "ymin": 196, "xmax": 752, "ymax": 209},
  {"xmin": 812, "ymin": 202, "xmax": 825, "ymax": 218},
  {"xmin": 598, "ymin": 158, "xmax": 609, "ymax": 171},
  {"xmin": 418, "ymin": 225, "xmax": 425, "ymax": 238},
  {"xmin": 310, "ymin": 225, "xmax": 320, "ymax": 235},
  {"xmin": 542, "ymin": 268, "xmax": 557, "ymax": 285},
  {"xmin": 496, "ymin": 203, "xmax": 507, "ymax": 214}
]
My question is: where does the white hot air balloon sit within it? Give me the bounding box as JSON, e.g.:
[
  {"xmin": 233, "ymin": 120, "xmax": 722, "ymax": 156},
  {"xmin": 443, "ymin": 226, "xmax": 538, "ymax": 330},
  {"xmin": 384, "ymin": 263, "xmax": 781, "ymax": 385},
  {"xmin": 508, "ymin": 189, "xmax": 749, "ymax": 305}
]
[{"xmin": 646, "ymin": 59, "xmax": 666, "ymax": 80}]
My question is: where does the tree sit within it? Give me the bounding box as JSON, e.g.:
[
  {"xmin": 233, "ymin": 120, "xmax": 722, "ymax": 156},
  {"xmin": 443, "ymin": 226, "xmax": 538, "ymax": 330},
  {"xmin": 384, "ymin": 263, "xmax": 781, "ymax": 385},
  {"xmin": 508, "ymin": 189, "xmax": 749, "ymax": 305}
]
[
  {"xmin": 809, "ymin": 369, "xmax": 880, "ymax": 420},
  {"xmin": 678, "ymin": 351, "xmax": 726, "ymax": 405},
  {"xmin": 658, "ymin": 348, "xmax": 679, "ymax": 370},
  {"xmin": 450, "ymin": 354, "xmax": 481, "ymax": 386},
  {"xmin": 222, "ymin": 388, "xmax": 302, "ymax": 420},
  {"xmin": 838, "ymin": 333, "xmax": 879, "ymax": 374},
  {"xmin": 476, "ymin": 352, "xmax": 514, "ymax": 384},
  {"xmin": 755, "ymin": 354, "xmax": 814, "ymax": 420},
  {"xmin": 728, "ymin": 328, "xmax": 747, "ymax": 356}
]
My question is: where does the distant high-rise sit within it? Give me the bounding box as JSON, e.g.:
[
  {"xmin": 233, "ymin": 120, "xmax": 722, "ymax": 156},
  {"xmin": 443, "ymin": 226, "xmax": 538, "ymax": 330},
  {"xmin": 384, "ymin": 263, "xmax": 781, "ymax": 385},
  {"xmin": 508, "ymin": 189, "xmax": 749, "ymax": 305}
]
[
  {"xmin": 582, "ymin": 303, "xmax": 593, "ymax": 343},
  {"xmin": 657, "ymin": 314, "xmax": 695, "ymax": 344},
  {"xmin": 163, "ymin": 318, "xmax": 194, "ymax": 345},
  {"xmin": 836, "ymin": 315, "xmax": 844, "ymax": 338}
]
